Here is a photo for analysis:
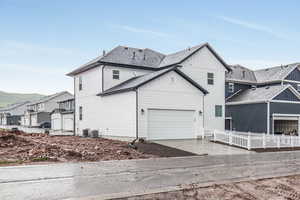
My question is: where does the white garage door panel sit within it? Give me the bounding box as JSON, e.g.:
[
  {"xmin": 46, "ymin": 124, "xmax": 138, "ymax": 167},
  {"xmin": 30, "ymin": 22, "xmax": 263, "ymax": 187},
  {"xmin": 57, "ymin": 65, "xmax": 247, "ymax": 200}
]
[
  {"xmin": 63, "ymin": 118, "xmax": 73, "ymax": 131},
  {"xmin": 148, "ymin": 109, "xmax": 195, "ymax": 140}
]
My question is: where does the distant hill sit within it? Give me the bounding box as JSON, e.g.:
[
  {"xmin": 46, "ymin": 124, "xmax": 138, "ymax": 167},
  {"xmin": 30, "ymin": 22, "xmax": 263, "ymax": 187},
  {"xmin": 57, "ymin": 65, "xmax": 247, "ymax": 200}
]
[{"xmin": 0, "ymin": 91, "xmax": 45, "ymax": 108}]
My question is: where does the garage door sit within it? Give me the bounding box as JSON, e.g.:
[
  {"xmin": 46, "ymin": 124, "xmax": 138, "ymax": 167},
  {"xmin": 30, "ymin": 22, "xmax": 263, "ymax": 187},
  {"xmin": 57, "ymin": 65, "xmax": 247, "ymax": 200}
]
[{"xmin": 148, "ymin": 109, "xmax": 195, "ymax": 140}]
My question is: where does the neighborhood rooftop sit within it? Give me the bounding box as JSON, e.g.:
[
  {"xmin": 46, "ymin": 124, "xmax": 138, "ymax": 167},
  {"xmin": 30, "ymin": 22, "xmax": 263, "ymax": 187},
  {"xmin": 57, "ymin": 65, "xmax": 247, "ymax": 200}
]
[
  {"xmin": 227, "ymin": 63, "xmax": 300, "ymax": 84},
  {"xmin": 28, "ymin": 91, "xmax": 71, "ymax": 106},
  {"xmin": 0, "ymin": 101, "xmax": 30, "ymax": 112},
  {"xmin": 67, "ymin": 43, "xmax": 230, "ymax": 76},
  {"xmin": 227, "ymin": 85, "xmax": 291, "ymax": 103}
]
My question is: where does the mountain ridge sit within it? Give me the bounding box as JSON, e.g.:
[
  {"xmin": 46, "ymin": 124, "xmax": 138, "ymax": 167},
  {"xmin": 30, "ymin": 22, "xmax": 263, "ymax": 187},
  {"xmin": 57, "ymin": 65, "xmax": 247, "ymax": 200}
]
[{"xmin": 0, "ymin": 90, "xmax": 45, "ymax": 108}]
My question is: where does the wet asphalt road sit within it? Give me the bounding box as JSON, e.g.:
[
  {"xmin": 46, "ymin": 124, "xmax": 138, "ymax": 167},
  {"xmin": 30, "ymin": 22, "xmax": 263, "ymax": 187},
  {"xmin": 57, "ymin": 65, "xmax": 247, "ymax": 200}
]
[{"xmin": 1, "ymin": 151, "xmax": 300, "ymax": 200}]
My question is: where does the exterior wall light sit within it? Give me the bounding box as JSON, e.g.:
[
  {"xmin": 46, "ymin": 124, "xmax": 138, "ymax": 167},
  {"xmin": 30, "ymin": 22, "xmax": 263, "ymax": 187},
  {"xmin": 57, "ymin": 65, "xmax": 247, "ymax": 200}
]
[
  {"xmin": 199, "ymin": 110, "xmax": 203, "ymax": 116},
  {"xmin": 141, "ymin": 109, "xmax": 145, "ymax": 115}
]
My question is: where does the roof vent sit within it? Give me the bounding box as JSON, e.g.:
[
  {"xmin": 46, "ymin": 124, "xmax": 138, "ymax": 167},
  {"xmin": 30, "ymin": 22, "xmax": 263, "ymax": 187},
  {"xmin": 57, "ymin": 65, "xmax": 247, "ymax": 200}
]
[
  {"xmin": 132, "ymin": 51, "xmax": 136, "ymax": 59},
  {"xmin": 138, "ymin": 49, "xmax": 143, "ymax": 52},
  {"xmin": 143, "ymin": 53, "xmax": 146, "ymax": 60},
  {"xmin": 102, "ymin": 50, "xmax": 106, "ymax": 56},
  {"xmin": 124, "ymin": 47, "xmax": 128, "ymax": 50},
  {"xmin": 188, "ymin": 47, "xmax": 191, "ymax": 51},
  {"xmin": 265, "ymin": 86, "xmax": 270, "ymax": 89},
  {"xmin": 251, "ymin": 85, "xmax": 256, "ymax": 90},
  {"xmin": 265, "ymin": 69, "xmax": 269, "ymax": 71}
]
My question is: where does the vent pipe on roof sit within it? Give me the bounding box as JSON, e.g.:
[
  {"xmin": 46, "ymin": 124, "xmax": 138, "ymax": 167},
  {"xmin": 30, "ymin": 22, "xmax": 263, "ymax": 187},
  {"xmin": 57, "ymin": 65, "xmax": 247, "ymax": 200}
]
[
  {"xmin": 132, "ymin": 51, "xmax": 136, "ymax": 59},
  {"xmin": 143, "ymin": 53, "xmax": 146, "ymax": 60},
  {"xmin": 103, "ymin": 50, "xmax": 106, "ymax": 56}
]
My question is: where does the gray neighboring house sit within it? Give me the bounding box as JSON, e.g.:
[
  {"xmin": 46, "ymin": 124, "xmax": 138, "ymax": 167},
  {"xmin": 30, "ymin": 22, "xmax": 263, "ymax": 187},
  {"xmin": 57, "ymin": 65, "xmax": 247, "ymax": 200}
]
[
  {"xmin": 225, "ymin": 63, "xmax": 300, "ymax": 135},
  {"xmin": 0, "ymin": 101, "xmax": 31, "ymax": 126},
  {"xmin": 21, "ymin": 91, "xmax": 73, "ymax": 128}
]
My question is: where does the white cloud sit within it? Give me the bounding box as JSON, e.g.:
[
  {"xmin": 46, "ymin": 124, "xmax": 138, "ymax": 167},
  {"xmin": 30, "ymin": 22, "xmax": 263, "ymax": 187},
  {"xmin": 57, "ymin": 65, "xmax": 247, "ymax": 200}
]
[
  {"xmin": 113, "ymin": 25, "xmax": 170, "ymax": 37},
  {"xmin": 217, "ymin": 16, "xmax": 288, "ymax": 40}
]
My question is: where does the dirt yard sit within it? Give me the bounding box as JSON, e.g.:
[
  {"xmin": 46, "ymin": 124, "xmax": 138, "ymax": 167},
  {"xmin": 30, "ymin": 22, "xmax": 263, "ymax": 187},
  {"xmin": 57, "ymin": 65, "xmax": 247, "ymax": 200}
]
[
  {"xmin": 121, "ymin": 175, "xmax": 300, "ymax": 200},
  {"xmin": 0, "ymin": 130, "xmax": 156, "ymax": 165}
]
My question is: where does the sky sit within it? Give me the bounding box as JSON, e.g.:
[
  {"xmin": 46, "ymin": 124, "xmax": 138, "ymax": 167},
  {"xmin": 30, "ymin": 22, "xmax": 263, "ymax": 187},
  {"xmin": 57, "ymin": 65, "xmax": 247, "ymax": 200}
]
[{"xmin": 1, "ymin": 0, "xmax": 300, "ymax": 94}]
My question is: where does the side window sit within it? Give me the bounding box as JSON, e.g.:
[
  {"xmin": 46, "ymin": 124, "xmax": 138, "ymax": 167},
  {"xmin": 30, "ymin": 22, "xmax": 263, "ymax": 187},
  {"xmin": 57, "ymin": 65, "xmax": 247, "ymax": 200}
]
[
  {"xmin": 228, "ymin": 83, "xmax": 234, "ymax": 93},
  {"xmin": 79, "ymin": 76, "xmax": 83, "ymax": 91},
  {"xmin": 215, "ymin": 105, "xmax": 222, "ymax": 117},
  {"xmin": 113, "ymin": 70, "xmax": 120, "ymax": 80},
  {"xmin": 79, "ymin": 106, "xmax": 83, "ymax": 120},
  {"xmin": 207, "ymin": 73, "xmax": 214, "ymax": 85}
]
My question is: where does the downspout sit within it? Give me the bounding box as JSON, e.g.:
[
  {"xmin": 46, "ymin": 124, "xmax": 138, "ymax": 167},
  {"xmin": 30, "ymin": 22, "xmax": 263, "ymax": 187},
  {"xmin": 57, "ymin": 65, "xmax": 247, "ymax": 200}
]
[
  {"xmin": 73, "ymin": 77, "xmax": 76, "ymax": 136},
  {"xmin": 267, "ymin": 101, "xmax": 270, "ymax": 135},
  {"xmin": 129, "ymin": 89, "xmax": 139, "ymax": 149},
  {"xmin": 102, "ymin": 65, "xmax": 106, "ymax": 92}
]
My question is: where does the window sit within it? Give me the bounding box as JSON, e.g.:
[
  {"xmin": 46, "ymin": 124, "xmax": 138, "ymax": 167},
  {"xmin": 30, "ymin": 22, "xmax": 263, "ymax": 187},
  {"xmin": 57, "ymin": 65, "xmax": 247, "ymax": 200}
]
[
  {"xmin": 113, "ymin": 70, "xmax": 120, "ymax": 80},
  {"xmin": 79, "ymin": 76, "xmax": 83, "ymax": 91},
  {"xmin": 297, "ymin": 84, "xmax": 300, "ymax": 92},
  {"xmin": 207, "ymin": 73, "xmax": 214, "ymax": 85},
  {"xmin": 215, "ymin": 105, "xmax": 222, "ymax": 117},
  {"xmin": 79, "ymin": 106, "xmax": 83, "ymax": 120},
  {"xmin": 228, "ymin": 83, "xmax": 234, "ymax": 93}
]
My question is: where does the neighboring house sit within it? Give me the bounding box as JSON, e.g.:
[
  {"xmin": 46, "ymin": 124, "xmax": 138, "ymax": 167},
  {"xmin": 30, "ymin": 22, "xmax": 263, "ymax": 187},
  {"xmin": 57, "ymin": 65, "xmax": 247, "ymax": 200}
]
[
  {"xmin": 51, "ymin": 98, "xmax": 75, "ymax": 132},
  {"xmin": 21, "ymin": 91, "xmax": 73, "ymax": 128},
  {"xmin": 0, "ymin": 101, "xmax": 31, "ymax": 126},
  {"xmin": 67, "ymin": 43, "xmax": 230, "ymax": 140},
  {"xmin": 225, "ymin": 63, "xmax": 300, "ymax": 135}
]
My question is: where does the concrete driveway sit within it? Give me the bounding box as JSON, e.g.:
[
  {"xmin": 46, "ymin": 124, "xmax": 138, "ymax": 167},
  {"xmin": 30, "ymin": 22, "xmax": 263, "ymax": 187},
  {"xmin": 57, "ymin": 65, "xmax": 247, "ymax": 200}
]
[
  {"xmin": 154, "ymin": 139, "xmax": 255, "ymax": 155},
  {"xmin": 1, "ymin": 151, "xmax": 300, "ymax": 200}
]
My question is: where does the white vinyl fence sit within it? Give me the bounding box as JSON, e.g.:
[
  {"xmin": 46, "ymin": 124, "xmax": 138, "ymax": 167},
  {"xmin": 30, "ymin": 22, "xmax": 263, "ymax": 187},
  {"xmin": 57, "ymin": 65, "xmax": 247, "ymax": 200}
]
[{"xmin": 213, "ymin": 130, "xmax": 300, "ymax": 150}]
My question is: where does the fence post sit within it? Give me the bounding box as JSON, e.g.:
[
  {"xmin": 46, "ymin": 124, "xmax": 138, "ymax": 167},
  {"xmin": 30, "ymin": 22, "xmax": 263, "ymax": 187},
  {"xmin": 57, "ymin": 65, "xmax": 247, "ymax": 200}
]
[
  {"xmin": 277, "ymin": 136, "xmax": 280, "ymax": 149},
  {"xmin": 229, "ymin": 131, "xmax": 232, "ymax": 145},
  {"xmin": 213, "ymin": 130, "xmax": 216, "ymax": 142},
  {"xmin": 263, "ymin": 133, "xmax": 266, "ymax": 149},
  {"xmin": 247, "ymin": 135, "xmax": 251, "ymax": 150},
  {"xmin": 291, "ymin": 135, "xmax": 294, "ymax": 147}
]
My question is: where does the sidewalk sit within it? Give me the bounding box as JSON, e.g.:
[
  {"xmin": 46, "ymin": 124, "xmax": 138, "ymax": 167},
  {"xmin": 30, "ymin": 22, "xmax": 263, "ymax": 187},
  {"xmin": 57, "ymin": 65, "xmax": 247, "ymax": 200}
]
[{"xmin": 1, "ymin": 151, "xmax": 300, "ymax": 200}]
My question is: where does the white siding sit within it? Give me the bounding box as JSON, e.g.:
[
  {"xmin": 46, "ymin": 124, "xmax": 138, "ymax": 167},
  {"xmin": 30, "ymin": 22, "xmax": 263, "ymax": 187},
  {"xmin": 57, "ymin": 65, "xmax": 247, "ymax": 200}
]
[
  {"xmin": 62, "ymin": 113, "xmax": 73, "ymax": 131},
  {"xmin": 103, "ymin": 66, "xmax": 152, "ymax": 91},
  {"xmin": 75, "ymin": 66, "xmax": 136, "ymax": 137},
  {"xmin": 138, "ymin": 71, "xmax": 204, "ymax": 139},
  {"xmin": 51, "ymin": 113, "xmax": 62, "ymax": 130},
  {"xmin": 180, "ymin": 46, "xmax": 226, "ymax": 131},
  {"xmin": 31, "ymin": 114, "xmax": 38, "ymax": 127}
]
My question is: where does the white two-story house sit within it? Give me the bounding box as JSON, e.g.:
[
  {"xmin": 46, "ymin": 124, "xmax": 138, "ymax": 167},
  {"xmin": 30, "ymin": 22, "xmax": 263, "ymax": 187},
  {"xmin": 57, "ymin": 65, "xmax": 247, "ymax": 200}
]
[{"xmin": 67, "ymin": 43, "xmax": 230, "ymax": 140}]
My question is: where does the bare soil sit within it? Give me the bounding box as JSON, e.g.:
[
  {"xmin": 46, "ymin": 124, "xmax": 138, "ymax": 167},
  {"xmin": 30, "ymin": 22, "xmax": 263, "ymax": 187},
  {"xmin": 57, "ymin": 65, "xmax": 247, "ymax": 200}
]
[
  {"xmin": 120, "ymin": 174, "xmax": 300, "ymax": 200},
  {"xmin": 0, "ymin": 130, "xmax": 156, "ymax": 165}
]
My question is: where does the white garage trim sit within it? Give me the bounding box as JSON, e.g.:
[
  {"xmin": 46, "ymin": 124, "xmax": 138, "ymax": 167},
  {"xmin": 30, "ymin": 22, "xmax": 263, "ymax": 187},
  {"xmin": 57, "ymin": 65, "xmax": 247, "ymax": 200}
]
[{"xmin": 147, "ymin": 109, "xmax": 196, "ymax": 140}]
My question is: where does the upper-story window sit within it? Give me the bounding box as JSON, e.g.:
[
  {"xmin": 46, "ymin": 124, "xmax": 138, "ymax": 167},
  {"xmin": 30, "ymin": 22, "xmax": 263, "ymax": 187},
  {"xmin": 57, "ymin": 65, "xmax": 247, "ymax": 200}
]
[
  {"xmin": 215, "ymin": 105, "xmax": 223, "ymax": 117},
  {"xmin": 207, "ymin": 73, "xmax": 214, "ymax": 85},
  {"xmin": 113, "ymin": 70, "xmax": 120, "ymax": 80},
  {"xmin": 79, "ymin": 76, "xmax": 83, "ymax": 91},
  {"xmin": 79, "ymin": 106, "xmax": 83, "ymax": 120},
  {"xmin": 228, "ymin": 83, "xmax": 234, "ymax": 93}
]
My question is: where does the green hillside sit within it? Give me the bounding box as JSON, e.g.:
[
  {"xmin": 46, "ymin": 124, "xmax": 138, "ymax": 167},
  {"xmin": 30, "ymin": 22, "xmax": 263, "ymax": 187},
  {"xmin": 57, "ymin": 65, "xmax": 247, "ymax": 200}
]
[{"xmin": 0, "ymin": 91, "xmax": 45, "ymax": 108}]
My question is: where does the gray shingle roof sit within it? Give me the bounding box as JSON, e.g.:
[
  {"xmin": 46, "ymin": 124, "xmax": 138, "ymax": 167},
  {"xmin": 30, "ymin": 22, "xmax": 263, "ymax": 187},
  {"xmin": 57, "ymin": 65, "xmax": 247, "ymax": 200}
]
[
  {"xmin": 226, "ymin": 65, "xmax": 256, "ymax": 83},
  {"xmin": 226, "ymin": 85, "xmax": 289, "ymax": 103},
  {"xmin": 226, "ymin": 63, "xmax": 299, "ymax": 84},
  {"xmin": 158, "ymin": 44, "xmax": 204, "ymax": 68},
  {"xmin": 98, "ymin": 66, "xmax": 208, "ymax": 96},
  {"xmin": 28, "ymin": 91, "xmax": 72, "ymax": 105},
  {"xmin": 67, "ymin": 43, "xmax": 230, "ymax": 76}
]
